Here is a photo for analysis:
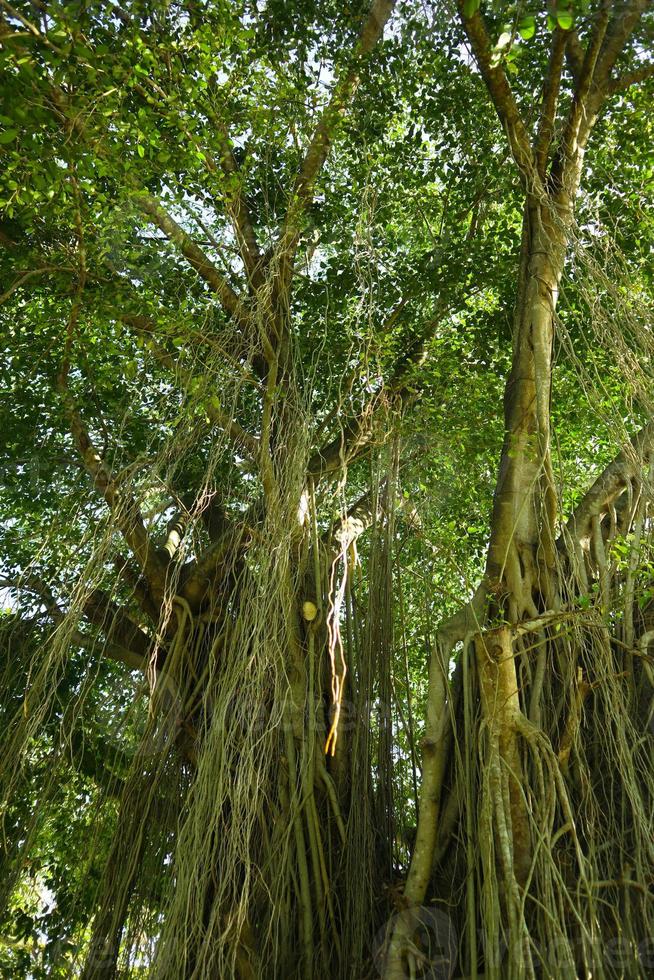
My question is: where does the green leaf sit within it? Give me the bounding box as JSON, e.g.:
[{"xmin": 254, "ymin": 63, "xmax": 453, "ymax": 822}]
[
  {"xmin": 137, "ymin": 143, "xmax": 145, "ymax": 158},
  {"xmin": 495, "ymin": 31, "xmax": 513, "ymax": 51},
  {"xmin": 463, "ymin": 0, "xmax": 480, "ymax": 16},
  {"xmin": 0, "ymin": 129, "xmax": 19, "ymax": 144},
  {"xmin": 556, "ymin": 10, "xmax": 574, "ymax": 30},
  {"xmin": 518, "ymin": 15, "xmax": 536, "ymax": 40}
]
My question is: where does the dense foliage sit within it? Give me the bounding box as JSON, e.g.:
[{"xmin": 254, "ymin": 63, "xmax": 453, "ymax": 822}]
[{"xmin": 0, "ymin": 1, "xmax": 653, "ymax": 977}]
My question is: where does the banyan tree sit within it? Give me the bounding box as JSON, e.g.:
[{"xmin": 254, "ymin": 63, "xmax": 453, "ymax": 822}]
[{"xmin": 1, "ymin": 0, "xmax": 653, "ymax": 977}]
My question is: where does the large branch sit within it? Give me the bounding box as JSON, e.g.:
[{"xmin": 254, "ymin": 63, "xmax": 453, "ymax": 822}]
[
  {"xmin": 534, "ymin": 28, "xmax": 567, "ymax": 177},
  {"xmin": 82, "ymin": 588, "xmax": 153, "ymax": 663},
  {"xmin": 456, "ymin": 0, "xmax": 537, "ymax": 185},
  {"xmin": 593, "ymin": 0, "xmax": 652, "ymax": 95},
  {"xmin": 552, "ymin": 2, "xmax": 611, "ymax": 193},
  {"xmin": 562, "ymin": 421, "xmax": 654, "ymax": 545},
  {"xmin": 552, "ymin": 1, "xmax": 650, "ymax": 202},
  {"xmin": 565, "ymin": 28, "xmax": 585, "ymax": 83},
  {"xmin": 179, "ymin": 522, "xmax": 245, "ymax": 609},
  {"xmin": 0, "ymin": 578, "xmax": 149, "ymax": 671}
]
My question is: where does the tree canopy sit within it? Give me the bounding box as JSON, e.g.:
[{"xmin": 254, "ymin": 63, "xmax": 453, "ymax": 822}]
[{"xmin": 0, "ymin": 1, "xmax": 653, "ymax": 978}]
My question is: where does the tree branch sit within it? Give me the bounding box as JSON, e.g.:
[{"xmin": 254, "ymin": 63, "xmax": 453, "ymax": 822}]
[
  {"xmin": 213, "ymin": 122, "xmax": 265, "ymax": 285},
  {"xmin": 456, "ymin": 0, "xmax": 537, "ymax": 185},
  {"xmin": 593, "ymin": 0, "xmax": 652, "ymax": 96},
  {"xmin": 58, "ymin": 379, "xmax": 169, "ymax": 600},
  {"xmin": 0, "ymin": 578, "xmax": 150, "ymax": 671},
  {"xmin": 179, "ymin": 522, "xmax": 245, "ymax": 610},
  {"xmin": 565, "ymin": 29, "xmax": 585, "ymax": 83},
  {"xmin": 548, "ymin": 3, "xmax": 614, "ymax": 201},
  {"xmin": 307, "ymin": 301, "xmax": 448, "ymax": 480},
  {"xmin": 552, "ymin": 0, "xmax": 650, "ymax": 198},
  {"xmin": 534, "ymin": 28, "xmax": 568, "ymax": 177},
  {"xmin": 82, "ymin": 587, "xmax": 153, "ymax": 663},
  {"xmin": 276, "ymin": 0, "xmax": 395, "ymax": 283},
  {"xmin": 308, "ymin": 413, "xmax": 377, "ymax": 480},
  {"xmin": 607, "ymin": 60, "xmax": 654, "ymax": 94},
  {"xmin": 0, "ymin": 266, "xmax": 72, "ymax": 305},
  {"xmin": 132, "ymin": 75, "xmax": 264, "ymax": 286},
  {"xmin": 132, "ymin": 193, "xmax": 249, "ymax": 327},
  {"xmin": 119, "ymin": 314, "xmax": 260, "ymax": 459},
  {"xmin": 0, "ymin": 574, "xmax": 63, "ymax": 621},
  {"xmin": 68, "ymin": 729, "xmax": 126, "ymax": 796},
  {"xmin": 44, "ymin": 83, "xmax": 255, "ymax": 338},
  {"xmin": 71, "ymin": 627, "xmax": 148, "ymax": 672},
  {"xmin": 562, "ymin": 421, "xmax": 654, "ymax": 545}
]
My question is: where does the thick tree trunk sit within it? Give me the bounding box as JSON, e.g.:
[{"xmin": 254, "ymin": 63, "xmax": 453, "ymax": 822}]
[
  {"xmin": 383, "ymin": 132, "xmax": 597, "ymax": 974},
  {"xmin": 486, "ymin": 196, "xmax": 567, "ymax": 618}
]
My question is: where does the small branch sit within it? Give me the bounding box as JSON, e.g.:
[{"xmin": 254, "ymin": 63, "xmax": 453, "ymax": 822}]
[
  {"xmin": 607, "ymin": 61, "xmax": 654, "ymax": 95},
  {"xmin": 0, "ymin": 266, "xmax": 72, "ymax": 305},
  {"xmin": 293, "ymin": 0, "xmax": 394, "ymax": 210},
  {"xmin": 213, "ymin": 121, "xmax": 265, "ymax": 285},
  {"xmin": 71, "ymin": 628, "xmax": 148, "ymax": 672},
  {"xmin": 307, "ymin": 405, "xmax": 384, "ymax": 482},
  {"xmin": 54, "ymin": 181, "xmax": 166, "ymax": 596},
  {"xmin": 132, "ymin": 193, "xmax": 248, "ymax": 327},
  {"xmin": 42, "ymin": 83, "xmax": 255, "ymax": 341},
  {"xmin": 276, "ymin": 0, "xmax": 395, "ymax": 285},
  {"xmin": 68, "ymin": 729, "xmax": 126, "ymax": 796},
  {"xmin": 0, "ymin": 574, "xmax": 63, "ymax": 621},
  {"xmin": 0, "ymin": 0, "xmax": 60, "ymax": 53},
  {"xmin": 119, "ymin": 314, "xmax": 260, "ymax": 459},
  {"xmin": 133, "ymin": 75, "xmax": 264, "ymax": 284}
]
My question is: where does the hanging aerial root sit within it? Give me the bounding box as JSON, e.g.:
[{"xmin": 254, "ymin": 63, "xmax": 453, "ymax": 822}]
[
  {"xmin": 475, "ymin": 626, "xmax": 531, "ymax": 888},
  {"xmin": 324, "ymin": 540, "xmax": 349, "ymax": 757}
]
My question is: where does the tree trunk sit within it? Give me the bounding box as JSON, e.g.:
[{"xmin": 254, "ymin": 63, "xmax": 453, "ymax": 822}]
[{"xmin": 385, "ymin": 4, "xmax": 654, "ymax": 967}]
